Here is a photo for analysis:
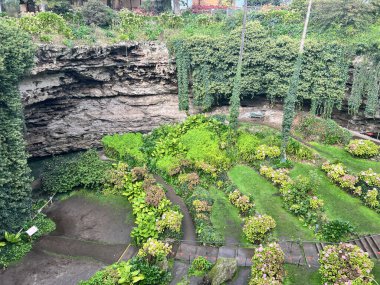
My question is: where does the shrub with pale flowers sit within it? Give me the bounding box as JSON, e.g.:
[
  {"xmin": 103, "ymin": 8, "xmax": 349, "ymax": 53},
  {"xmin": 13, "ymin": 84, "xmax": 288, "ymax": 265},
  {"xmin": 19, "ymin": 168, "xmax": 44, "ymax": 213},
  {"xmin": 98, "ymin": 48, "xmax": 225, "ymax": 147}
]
[
  {"xmin": 249, "ymin": 243, "xmax": 284, "ymax": 285},
  {"xmin": 318, "ymin": 243, "xmax": 374, "ymax": 285},
  {"xmin": 138, "ymin": 238, "xmax": 172, "ymax": 261},
  {"xmin": 156, "ymin": 210, "xmax": 183, "ymax": 233},
  {"xmin": 346, "ymin": 139, "xmax": 379, "ymax": 158}
]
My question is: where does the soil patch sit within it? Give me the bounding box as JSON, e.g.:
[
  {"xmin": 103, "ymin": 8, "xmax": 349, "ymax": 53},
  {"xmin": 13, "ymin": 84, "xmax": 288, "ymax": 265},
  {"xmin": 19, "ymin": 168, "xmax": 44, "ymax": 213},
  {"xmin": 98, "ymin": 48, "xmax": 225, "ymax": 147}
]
[
  {"xmin": 46, "ymin": 193, "xmax": 134, "ymax": 244},
  {"xmin": 0, "ymin": 248, "xmax": 105, "ymax": 285}
]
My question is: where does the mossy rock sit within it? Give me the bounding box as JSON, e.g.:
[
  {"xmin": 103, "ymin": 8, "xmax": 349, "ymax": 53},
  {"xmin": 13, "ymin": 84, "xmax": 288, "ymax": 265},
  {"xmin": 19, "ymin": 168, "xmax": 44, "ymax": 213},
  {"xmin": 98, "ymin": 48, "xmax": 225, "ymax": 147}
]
[{"xmin": 207, "ymin": 258, "xmax": 237, "ymax": 285}]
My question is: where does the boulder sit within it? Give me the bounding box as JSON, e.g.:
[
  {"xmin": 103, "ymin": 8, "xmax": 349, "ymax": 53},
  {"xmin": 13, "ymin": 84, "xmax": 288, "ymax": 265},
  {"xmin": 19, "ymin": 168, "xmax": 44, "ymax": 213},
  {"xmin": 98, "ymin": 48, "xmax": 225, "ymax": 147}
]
[{"xmin": 207, "ymin": 258, "xmax": 237, "ymax": 285}]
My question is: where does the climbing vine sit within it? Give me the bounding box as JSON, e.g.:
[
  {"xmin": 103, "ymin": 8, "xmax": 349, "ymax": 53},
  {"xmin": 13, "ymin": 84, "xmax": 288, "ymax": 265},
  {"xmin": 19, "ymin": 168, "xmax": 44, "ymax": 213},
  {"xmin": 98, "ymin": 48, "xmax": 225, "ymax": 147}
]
[
  {"xmin": 173, "ymin": 39, "xmax": 190, "ymax": 111},
  {"xmin": 349, "ymin": 58, "xmax": 380, "ymax": 117},
  {"xmin": 172, "ymin": 22, "xmax": 350, "ymax": 113},
  {"xmin": 364, "ymin": 62, "xmax": 380, "ymax": 118},
  {"xmin": 281, "ymin": 55, "xmax": 303, "ymax": 156},
  {"xmin": 349, "ymin": 60, "xmax": 368, "ymax": 115},
  {"xmin": 229, "ymin": 62, "xmax": 242, "ymax": 130}
]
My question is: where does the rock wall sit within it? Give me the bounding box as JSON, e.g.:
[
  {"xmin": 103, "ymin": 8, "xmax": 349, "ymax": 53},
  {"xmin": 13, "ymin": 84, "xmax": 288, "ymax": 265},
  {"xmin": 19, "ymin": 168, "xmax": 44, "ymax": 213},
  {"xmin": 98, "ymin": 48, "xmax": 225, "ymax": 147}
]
[
  {"xmin": 21, "ymin": 43, "xmax": 379, "ymax": 157},
  {"xmin": 21, "ymin": 42, "xmax": 186, "ymax": 157}
]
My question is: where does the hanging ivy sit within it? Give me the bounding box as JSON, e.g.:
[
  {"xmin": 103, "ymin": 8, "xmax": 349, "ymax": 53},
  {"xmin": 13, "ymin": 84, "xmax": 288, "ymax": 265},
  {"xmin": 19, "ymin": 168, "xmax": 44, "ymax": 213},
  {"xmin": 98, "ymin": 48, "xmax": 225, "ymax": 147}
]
[
  {"xmin": 193, "ymin": 64, "xmax": 213, "ymax": 111},
  {"xmin": 173, "ymin": 39, "xmax": 190, "ymax": 111},
  {"xmin": 364, "ymin": 62, "xmax": 380, "ymax": 118},
  {"xmin": 229, "ymin": 62, "xmax": 242, "ymax": 130},
  {"xmin": 281, "ymin": 55, "xmax": 303, "ymax": 155},
  {"xmin": 348, "ymin": 60, "xmax": 368, "ymax": 115},
  {"xmin": 171, "ymin": 21, "xmax": 350, "ymax": 114}
]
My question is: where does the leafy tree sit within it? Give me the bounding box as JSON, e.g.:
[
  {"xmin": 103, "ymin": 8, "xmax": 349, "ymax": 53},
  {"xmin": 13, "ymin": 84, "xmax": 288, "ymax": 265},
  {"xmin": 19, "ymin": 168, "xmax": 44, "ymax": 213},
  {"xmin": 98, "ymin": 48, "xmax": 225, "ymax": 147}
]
[{"xmin": 0, "ymin": 21, "xmax": 35, "ymax": 233}]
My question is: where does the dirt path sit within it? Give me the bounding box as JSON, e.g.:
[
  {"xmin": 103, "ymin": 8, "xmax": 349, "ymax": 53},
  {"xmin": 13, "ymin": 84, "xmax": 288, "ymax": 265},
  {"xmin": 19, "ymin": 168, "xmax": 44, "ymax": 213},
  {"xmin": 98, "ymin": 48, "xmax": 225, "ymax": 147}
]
[{"xmin": 154, "ymin": 175, "xmax": 197, "ymax": 244}]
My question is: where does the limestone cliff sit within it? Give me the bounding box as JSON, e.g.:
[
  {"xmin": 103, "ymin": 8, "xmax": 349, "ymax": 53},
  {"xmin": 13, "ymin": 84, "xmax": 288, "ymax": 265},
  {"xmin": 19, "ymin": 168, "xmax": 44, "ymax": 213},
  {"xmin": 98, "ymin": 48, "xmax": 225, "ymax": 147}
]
[
  {"xmin": 21, "ymin": 42, "xmax": 379, "ymax": 157},
  {"xmin": 21, "ymin": 42, "xmax": 186, "ymax": 157}
]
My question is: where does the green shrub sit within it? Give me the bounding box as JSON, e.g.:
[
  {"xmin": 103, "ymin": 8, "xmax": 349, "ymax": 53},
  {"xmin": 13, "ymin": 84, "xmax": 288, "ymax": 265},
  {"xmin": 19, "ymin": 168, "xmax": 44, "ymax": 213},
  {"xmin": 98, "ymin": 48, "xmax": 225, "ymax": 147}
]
[
  {"xmin": 18, "ymin": 12, "xmax": 72, "ymax": 37},
  {"xmin": 249, "ymin": 243, "xmax": 285, "ymax": 285},
  {"xmin": 286, "ymin": 139, "xmax": 314, "ymax": 160},
  {"xmin": 297, "ymin": 115, "xmax": 352, "ymax": 145},
  {"xmin": 346, "ymin": 139, "xmax": 380, "ymax": 158},
  {"xmin": 237, "ymin": 132, "xmax": 261, "ymax": 162},
  {"xmin": 0, "ymin": 241, "xmax": 32, "ymax": 267},
  {"xmin": 156, "ymin": 155, "xmax": 181, "ymax": 176},
  {"xmin": 80, "ymin": 0, "xmax": 115, "ymax": 27},
  {"xmin": 102, "ymin": 133, "xmax": 146, "ymax": 164},
  {"xmin": 320, "ymin": 220, "xmax": 354, "ymax": 242},
  {"xmin": 79, "ymin": 257, "xmax": 170, "ymax": 285},
  {"xmin": 243, "ymin": 214, "xmax": 276, "ymax": 243},
  {"xmin": 41, "ymin": 149, "xmax": 111, "ymax": 193},
  {"xmin": 319, "ymin": 243, "xmax": 374, "ymax": 284},
  {"xmin": 188, "ymin": 256, "xmax": 213, "ymax": 277}
]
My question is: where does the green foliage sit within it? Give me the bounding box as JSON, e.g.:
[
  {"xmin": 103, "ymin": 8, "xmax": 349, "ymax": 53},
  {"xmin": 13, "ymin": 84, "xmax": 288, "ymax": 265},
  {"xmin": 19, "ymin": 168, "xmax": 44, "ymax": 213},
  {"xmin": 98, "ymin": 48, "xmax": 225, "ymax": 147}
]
[
  {"xmin": 79, "ymin": 257, "xmax": 170, "ymax": 285},
  {"xmin": 173, "ymin": 39, "xmax": 190, "ymax": 111},
  {"xmin": 346, "ymin": 139, "xmax": 380, "ymax": 158},
  {"xmin": 365, "ymin": 62, "xmax": 380, "ymax": 118},
  {"xmin": 320, "ymin": 220, "xmax": 355, "ymax": 242},
  {"xmin": 41, "ymin": 149, "xmax": 111, "ymax": 193},
  {"xmin": 296, "ymin": 115, "xmax": 352, "ymax": 145},
  {"xmin": 243, "ymin": 214, "xmax": 276, "ymax": 243},
  {"xmin": 286, "ymin": 139, "xmax": 314, "ymax": 160},
  {"xmin": 229, "ymin": 62, "xmax": 242, "ymax": 130},
  {"xmin": 311, "ymin": 0, "xmax": 380, "ymax": 33},
  {"xmin": 102, "ymin": 133, "xmax": 146, "ymax": 165},
  {"xmin": 236, "ymin": 132, "xmax": 261, "ymax": 163},
  {"xmin": 319, "ymin": 243, "xmax": 374, "ymax": 284},
  {"xmin": 188, "ymin": 256, "xmax": 213, "ymax": 277},
  {"xmin": 80, "ymin": 0, "xmax": 115, "ymax": 27},
  {"xmin": 0, "ymin": 213, "xmax": 55, "ymax": 267},
  {"xmin": 18, "ymin": 12, "xmax": 72, "ymax": 38},
  {"xmin": 0, "ymin": 241, "xmax": 32, "ymax": 268},
  {"xmin": 4, "ymin": 232, "xmax": 21, "ymax": 243},
  {"xmin": 249, "ymin": 243, "xmax": 285, "ymax": 285},
  {"xmin": 0, "ymin": 20, "xmax": 35, "ymax": 233},
  {"xmin": 281, "ymin": 54, "xmax": 302, "ymax": 156},
  {"xmin": 172, "ymin": 21, "xmax": 350, "ymax": 112}
]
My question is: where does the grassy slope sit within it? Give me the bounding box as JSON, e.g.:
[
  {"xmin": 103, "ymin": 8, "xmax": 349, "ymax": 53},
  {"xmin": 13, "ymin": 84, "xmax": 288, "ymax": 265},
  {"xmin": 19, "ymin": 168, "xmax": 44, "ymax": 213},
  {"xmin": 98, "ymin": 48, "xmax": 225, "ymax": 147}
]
[
  {"xmin": 229, "ymin": 165, "xmax": 314, "ymax": 240},
  {"xmin": 373, "ymin": 261, "xmax": 380, "ymax": 283},
  {"xmin": 311, "ymin": 142, "xmax": 380, "ymax": 173},
  {"xmin": 284, "ymin": 264, "xmax": 321, "ymax": 285},
  {"xmin": 290, "ymin": 163, "xmax": 380, "ymax": 234},
  {"xmin": 208, "ymin": 187, "xmax": 247, "ymax": 245}
]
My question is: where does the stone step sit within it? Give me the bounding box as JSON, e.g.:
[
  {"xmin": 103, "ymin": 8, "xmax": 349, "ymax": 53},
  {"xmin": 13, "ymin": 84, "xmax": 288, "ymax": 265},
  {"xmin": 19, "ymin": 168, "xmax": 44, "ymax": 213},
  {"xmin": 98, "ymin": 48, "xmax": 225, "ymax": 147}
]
[{"xmin": 361, "ymin": 237, "xmax": 378, "ymax": 259}]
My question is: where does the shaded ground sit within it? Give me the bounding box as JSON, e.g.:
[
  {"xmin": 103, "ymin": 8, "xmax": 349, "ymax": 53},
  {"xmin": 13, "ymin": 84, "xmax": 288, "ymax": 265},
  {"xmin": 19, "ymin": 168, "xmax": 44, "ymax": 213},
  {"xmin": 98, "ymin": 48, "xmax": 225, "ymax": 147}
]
[
  {"xmin": 0, "ymin": 192, "xmax": 134, "ymax": 285},
  {"xmin": 47, "ymin": 192, "xmax": 134, "ymax": 244},
  {"xmin": 0, "ymin": 249, "xmax": 105, "ymax": 285}
]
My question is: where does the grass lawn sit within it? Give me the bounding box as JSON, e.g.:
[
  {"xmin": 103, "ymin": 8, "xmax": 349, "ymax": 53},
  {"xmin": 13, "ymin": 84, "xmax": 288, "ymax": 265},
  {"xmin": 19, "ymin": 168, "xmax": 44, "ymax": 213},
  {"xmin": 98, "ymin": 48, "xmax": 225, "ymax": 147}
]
[
  {"xmin": 229, "ymin": 165, "xmax": 314, "ymax": 240},
  {"xmin": 373, "ymin": 261, "xmax": 380, "ymax": 283},
  {"xmin": 290, "ymin": 163, "xmax": 380, "ymax": 235},
  {"xmin": 311, "ymin": 142, "xmax": 380, "ymax": 173},
  {"xmin": 284, "ymin": 264, "xmax": 321, "ymax": 285},
  {"xmin": 208, "ymin": 187, "xmax": 247, "ymax": 245}
]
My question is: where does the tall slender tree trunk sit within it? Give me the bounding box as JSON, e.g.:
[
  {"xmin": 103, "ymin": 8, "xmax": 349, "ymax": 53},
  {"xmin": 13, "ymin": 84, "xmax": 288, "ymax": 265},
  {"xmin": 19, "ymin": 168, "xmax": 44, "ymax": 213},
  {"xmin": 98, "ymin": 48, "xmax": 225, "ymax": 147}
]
[{"xmin": 280, "ymin": 0, "xmax": 312, "ymax": 160}]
